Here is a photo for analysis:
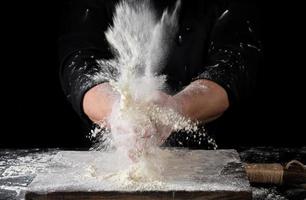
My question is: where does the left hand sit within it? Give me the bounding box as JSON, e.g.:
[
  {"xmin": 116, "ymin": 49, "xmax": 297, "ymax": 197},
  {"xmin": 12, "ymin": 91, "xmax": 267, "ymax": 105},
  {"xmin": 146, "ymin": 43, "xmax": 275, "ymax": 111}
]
[
  {"xmin": 128, "ymin": 91, "xmax": 183, "ymax": 161},
  {"xmin": 149, "ymin": 91, "xmax": 182, "ymax": 145}
]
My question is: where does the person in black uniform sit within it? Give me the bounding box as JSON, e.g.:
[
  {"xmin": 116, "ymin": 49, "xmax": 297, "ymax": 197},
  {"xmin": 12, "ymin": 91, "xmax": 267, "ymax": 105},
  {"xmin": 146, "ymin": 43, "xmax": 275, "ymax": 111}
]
[{"xmin": 59, "ymin": 0, "xmax": 262, "ymax": 149}]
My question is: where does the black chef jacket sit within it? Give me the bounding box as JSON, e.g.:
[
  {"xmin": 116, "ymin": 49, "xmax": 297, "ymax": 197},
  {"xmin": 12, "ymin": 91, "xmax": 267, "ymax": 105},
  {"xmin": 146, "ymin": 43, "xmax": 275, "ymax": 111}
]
[{"xmin": 59, "ymin": 0, "xmax": 262, "ymax": 148}]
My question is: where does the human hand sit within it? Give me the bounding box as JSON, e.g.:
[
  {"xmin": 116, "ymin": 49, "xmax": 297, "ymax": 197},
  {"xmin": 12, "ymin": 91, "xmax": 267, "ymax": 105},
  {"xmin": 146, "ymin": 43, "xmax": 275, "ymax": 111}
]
[
  {"xmin": 148, "ymin": 91, "xmax": 182, "ymax": 145},
  {"xmin": 126, "ymin": 92, "xmax": 180, "ymax": 161},
  {"xmin": 83, "ymin": 83, "xmax": 119, "ymax": 125}
]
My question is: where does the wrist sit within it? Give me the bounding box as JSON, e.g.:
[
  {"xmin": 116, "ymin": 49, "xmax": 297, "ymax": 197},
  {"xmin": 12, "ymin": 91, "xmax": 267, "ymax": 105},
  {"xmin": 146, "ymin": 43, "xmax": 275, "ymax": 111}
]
[{"xmin": 173, "ymin": 93, "xmax": 190, "ymax": 118}]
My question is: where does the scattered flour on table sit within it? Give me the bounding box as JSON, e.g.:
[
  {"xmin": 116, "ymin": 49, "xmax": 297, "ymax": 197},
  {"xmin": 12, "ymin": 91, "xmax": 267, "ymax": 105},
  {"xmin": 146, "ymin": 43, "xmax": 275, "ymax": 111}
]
[{"xmin": 0, "ymin": 150, "xmax": 57, "ymax": 198}]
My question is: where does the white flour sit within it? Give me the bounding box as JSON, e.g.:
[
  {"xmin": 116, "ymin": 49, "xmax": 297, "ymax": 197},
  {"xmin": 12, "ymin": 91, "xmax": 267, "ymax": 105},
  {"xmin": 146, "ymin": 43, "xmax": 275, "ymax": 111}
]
[
  {"xmin": 0, "ymin": 150, "xmax": 57, "ymax": 198},
  {"xmin": 84, "ymin": 149, "xmax": 172, "ymax": 189},
  {"xmin": 26, "ymin": 150, "xmax": 248, "ymax": 193},
  {"xmin": 88, "ymin": 0, "xmax": 209, "ymax": 184}
]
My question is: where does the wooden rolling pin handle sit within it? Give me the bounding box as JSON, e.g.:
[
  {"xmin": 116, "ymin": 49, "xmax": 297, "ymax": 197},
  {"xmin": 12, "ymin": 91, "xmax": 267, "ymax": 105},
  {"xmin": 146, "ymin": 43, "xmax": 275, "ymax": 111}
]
[{"xmin": 245, "ymin": 160, "xmax": 306, "ymax": 185}]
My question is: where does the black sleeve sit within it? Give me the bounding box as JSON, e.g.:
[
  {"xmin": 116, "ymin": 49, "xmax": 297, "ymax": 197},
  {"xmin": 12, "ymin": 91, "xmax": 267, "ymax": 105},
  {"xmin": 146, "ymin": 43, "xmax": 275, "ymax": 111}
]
[
  {"xmin": 58, "ymin": 0, "xmax": 116, "ymax": 123},
  {"xmin": 196, "ymin": 1, "xmax": 262, "ymax": 107}
]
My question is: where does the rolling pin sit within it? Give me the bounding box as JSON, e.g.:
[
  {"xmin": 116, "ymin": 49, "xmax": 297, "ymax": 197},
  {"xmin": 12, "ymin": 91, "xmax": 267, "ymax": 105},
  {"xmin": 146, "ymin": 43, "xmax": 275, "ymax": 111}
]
[{"xmin": 245, "ymin": 160, "xmax": 306, "ymax": 188}]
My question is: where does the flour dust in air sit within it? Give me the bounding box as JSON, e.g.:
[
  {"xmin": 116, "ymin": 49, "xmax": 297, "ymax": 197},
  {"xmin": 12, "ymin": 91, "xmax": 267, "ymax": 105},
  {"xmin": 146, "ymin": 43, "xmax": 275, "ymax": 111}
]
[{"xmin": 85, "ymin": 0, "xmax": 216, "ymax": 185}]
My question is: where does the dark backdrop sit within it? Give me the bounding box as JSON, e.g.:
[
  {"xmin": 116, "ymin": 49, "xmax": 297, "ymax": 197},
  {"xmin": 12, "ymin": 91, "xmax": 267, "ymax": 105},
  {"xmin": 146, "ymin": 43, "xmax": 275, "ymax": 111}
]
[{"xmin": 1, "ymin": 1, "xmax": 305, "ymax": 148}]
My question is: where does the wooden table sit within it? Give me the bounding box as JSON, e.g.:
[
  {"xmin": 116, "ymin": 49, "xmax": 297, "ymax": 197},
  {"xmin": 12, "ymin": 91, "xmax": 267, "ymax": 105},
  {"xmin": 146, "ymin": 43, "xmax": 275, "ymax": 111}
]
[{"xmin": 25, "ymin": 149, "xmax": 251, "ymax": 200}]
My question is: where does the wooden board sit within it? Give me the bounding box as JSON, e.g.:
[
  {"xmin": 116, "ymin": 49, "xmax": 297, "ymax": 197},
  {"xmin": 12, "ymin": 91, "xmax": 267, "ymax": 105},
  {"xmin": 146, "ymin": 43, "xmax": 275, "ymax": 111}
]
[{"xmin": 25, "ymin": 149, "xmax": 251, "ymax": 200}]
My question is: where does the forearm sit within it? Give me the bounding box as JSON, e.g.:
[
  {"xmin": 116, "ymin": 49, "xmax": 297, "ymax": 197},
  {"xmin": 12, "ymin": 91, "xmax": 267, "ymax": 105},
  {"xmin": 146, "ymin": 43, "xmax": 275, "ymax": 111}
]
[
  {"xmin": 173, "ymin": 79, "xmax": 229, "ymax": 123},
  {"xmin": 83, "ymin": 83, "xmax": 118, "ymax": 123},
  {"xmin": 83, "ymin": 79, "xmax": 229, "ymax": 124}
]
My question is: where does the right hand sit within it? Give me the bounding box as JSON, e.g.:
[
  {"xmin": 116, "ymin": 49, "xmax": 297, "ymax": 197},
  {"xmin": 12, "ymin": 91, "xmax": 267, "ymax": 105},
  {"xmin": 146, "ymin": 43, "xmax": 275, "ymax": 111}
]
[{"xmin": 83, "ymin": 83, "xmax": 119, "ymax": 124}]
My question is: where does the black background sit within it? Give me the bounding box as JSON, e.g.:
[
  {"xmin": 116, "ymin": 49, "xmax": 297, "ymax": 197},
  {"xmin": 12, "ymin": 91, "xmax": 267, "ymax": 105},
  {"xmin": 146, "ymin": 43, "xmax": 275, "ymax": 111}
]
[{"xmin": 1, "ymin": 1, "xmax": 305, "ymax": 148}]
